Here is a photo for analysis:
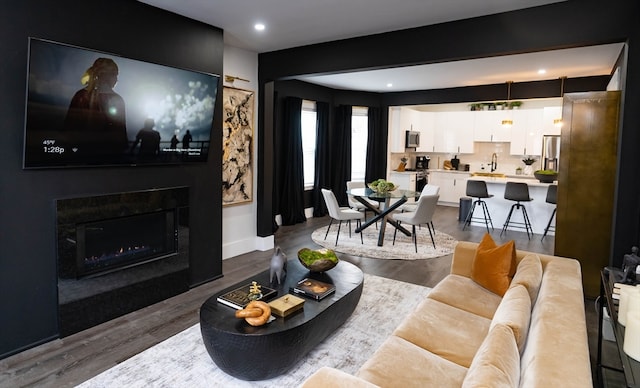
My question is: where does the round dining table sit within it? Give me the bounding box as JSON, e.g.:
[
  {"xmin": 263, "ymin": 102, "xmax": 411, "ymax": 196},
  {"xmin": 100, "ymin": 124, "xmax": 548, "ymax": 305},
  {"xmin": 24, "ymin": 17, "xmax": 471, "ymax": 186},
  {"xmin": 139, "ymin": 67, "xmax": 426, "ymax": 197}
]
[{"xmin": 347, "ymin": 187, "xmax": 419, "ymax": 246}]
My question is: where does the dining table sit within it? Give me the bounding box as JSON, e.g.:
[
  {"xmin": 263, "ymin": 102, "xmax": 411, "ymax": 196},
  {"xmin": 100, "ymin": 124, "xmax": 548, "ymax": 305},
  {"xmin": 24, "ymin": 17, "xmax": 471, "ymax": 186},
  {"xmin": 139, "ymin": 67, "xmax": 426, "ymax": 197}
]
[{"xmin": 347, "ymin": 187, "xmax": 420, "ymax": 246}]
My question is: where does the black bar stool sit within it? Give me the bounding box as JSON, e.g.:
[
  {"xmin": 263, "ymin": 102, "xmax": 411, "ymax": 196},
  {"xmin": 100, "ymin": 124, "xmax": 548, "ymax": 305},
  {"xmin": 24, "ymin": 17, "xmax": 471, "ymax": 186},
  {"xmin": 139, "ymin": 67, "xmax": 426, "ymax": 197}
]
[
  {"xmin": 541, "ymin": 184, "xmax": 558, "ymax": 241},
  {"xmin": 501, "ymin": 182, "xmax": 534, "ymax": 239},
  {"xmin": 462, "ymin": 180, "xmax": 494, "ymax": 233}
]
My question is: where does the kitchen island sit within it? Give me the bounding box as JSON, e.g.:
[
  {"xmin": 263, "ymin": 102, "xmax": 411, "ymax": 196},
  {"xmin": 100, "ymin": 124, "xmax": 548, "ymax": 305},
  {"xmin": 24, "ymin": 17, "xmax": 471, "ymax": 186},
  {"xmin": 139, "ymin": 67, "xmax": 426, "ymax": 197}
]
[{"xmin": 430, "ymin": 170, "xmax": 557, "ymax": 236}]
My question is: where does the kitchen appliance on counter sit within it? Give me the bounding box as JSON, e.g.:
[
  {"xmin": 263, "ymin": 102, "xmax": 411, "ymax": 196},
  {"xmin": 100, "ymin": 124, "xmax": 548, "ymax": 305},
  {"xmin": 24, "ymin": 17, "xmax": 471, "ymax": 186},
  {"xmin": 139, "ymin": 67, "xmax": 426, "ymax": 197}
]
[{"xmin": 416, "ymin": 156, "xmax": 430, "ymax": 170}]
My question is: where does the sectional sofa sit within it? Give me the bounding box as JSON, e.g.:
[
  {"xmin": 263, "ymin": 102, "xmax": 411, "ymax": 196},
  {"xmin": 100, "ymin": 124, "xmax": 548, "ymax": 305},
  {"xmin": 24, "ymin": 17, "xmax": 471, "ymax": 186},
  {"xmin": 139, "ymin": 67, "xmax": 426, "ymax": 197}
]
[{"xmin": 301, "ymin": 239, "xmax": 592, "ymax": 387}]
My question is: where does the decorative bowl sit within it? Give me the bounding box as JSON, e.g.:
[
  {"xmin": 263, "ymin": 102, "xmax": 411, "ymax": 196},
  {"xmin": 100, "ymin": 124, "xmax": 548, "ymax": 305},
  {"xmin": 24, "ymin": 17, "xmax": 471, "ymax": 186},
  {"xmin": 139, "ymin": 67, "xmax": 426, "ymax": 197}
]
[
  {"xmin": 297, "ymin": 248, "xmax": 339, "ymax": 272},
  {"xmin": 534, "ymin": 170, "xmax": 558, "ymax": 183},
  {"xmin": 367, "ymin": 179, "xmax": 398, "ymax": 193}
]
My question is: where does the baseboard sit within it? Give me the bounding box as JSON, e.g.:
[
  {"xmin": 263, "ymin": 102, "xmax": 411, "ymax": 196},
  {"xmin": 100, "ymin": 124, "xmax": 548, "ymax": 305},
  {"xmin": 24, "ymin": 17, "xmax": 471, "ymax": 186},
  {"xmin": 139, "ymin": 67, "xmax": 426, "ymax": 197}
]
[{"xmin": 223, "ymin": 235, "xmax": 275, "ymax": 259}]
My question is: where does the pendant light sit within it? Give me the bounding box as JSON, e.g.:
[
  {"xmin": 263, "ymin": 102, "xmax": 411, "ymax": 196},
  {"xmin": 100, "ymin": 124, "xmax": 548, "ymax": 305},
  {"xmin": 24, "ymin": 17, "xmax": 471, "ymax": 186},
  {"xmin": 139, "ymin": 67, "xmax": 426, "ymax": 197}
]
[
  {"xmin": 554, "ymin": 76, "xmax": 567, "ymax": 127},
  {"xmin": 502, "ymin": 81, "xmax": 513, "ymax": 128}
]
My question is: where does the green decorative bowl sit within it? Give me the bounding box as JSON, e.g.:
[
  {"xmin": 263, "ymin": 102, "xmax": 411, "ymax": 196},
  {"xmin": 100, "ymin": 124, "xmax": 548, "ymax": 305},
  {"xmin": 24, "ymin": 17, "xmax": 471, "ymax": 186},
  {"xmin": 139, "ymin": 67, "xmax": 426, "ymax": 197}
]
[
  {"xmin": 534, "ymin": 170, "xmax": 558, "ymax": 183},
  {"xmin": 297, "ymin": 248, "xmax": 339, "ymax": 272}
]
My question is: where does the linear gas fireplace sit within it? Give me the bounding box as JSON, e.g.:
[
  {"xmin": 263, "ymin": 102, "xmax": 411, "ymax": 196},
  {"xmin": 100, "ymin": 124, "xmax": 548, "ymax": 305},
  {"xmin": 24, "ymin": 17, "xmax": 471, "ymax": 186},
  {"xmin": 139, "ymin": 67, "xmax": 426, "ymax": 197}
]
[{"xmin": 56, "ymin": 187, "xmax": 189, "ymax": 336}]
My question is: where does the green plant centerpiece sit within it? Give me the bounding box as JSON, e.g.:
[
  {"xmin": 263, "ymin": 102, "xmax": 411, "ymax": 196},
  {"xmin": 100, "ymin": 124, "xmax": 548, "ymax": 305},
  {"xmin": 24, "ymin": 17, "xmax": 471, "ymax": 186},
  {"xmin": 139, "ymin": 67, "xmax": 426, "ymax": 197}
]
[
  {"xmin": 534, "ymin": 169, "xmax": 558, "ymax": 183},
  {"xmin": 367, "ymin": 179, "xmax": 398, "ymax": 193},
  {"xmin": 297, "ymin": 248, "xmax": 339, "ymax": 272}
]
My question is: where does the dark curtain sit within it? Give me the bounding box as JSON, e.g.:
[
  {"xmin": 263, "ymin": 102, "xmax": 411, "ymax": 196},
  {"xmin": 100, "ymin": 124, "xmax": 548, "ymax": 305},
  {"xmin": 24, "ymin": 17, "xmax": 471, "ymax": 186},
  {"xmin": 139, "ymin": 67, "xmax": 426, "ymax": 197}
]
[
  {"xmin": 279, "ymin": 97, "xmax": 307, "ymax": 225},
  {"xmin": 365, "ymin": 106, "xmax": 387, "ymax": 184},
  {"xmin": 312, "ymin": 101, "xmax": 331, "ymax": 217},
  {"xmin": 331, "ymin": 105, "xmax": 352, "ymax": 206}
]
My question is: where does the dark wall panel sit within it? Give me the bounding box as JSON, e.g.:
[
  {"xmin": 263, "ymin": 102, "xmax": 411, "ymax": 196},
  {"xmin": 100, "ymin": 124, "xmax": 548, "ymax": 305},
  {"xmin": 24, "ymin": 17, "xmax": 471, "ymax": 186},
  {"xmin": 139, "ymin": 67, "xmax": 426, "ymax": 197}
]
[{"xmin": 0, "ymin": 0, "xmax": 223, "ymax": 358}]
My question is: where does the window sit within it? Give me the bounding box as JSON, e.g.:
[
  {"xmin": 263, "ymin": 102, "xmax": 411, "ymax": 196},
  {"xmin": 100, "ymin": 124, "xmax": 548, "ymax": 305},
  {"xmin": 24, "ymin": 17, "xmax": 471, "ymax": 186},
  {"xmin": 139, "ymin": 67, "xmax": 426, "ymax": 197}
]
[
  {"xmin": 301, "ymin": 100, "xmax": 317, "ymax": 188},
  {"xmin": 351, "ymin": 106, "xmax": 369, "ymax": 182}
]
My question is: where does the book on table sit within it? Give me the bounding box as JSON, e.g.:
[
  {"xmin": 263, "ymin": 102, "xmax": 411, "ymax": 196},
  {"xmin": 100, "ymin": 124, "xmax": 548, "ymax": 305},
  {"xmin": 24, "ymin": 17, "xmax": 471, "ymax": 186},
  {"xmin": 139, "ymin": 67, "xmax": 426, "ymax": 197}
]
[
  {"xmin": 291, "ymin": 278, "xmax": 336, "ymax": 301},
  {"xmin": 217, "ymin": 282, "xmax": 277, "ymax": 310}
]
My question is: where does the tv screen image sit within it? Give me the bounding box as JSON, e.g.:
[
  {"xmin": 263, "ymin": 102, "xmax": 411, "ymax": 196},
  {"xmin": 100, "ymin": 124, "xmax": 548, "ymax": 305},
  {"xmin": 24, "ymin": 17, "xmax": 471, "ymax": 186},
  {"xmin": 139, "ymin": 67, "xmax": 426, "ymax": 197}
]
[{"xmin": 23, "ymin": 38, "xmax": 220, "ymax": 168}]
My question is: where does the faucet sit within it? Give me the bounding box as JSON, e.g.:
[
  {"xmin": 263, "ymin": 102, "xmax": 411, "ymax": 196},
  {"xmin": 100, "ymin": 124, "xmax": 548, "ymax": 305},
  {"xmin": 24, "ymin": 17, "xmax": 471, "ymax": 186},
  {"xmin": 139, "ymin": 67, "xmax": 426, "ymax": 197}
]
[{"xmin": 490, "ymin": 153, "xmax": 498, "ymax": 172}]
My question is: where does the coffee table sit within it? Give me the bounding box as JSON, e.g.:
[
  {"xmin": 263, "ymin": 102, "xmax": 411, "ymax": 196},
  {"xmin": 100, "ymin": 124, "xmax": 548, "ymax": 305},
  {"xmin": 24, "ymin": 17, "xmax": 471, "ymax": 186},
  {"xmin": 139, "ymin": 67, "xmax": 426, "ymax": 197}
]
[{"xmin": 200, "ymin": 259, "xmax": 364, "ymax": 380}]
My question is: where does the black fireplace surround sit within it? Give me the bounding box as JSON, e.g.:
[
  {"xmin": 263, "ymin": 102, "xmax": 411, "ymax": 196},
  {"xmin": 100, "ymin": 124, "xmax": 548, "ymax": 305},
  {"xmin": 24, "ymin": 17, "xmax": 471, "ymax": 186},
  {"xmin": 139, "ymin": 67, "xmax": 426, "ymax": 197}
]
[{"xmin": 56, "ymin": 187, "xmax": 190, "ymax": 336}]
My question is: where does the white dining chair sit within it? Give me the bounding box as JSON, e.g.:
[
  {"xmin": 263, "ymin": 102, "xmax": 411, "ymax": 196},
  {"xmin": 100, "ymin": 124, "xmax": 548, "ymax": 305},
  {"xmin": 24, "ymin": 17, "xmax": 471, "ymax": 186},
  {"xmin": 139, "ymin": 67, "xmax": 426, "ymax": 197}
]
[
  {"xmin": 346, "ymin": 181, "xmax": 379, "ymax": 222},
  {"xmin": 399, "ymin": 184, "xmax": 439, "ymax": 231},
  {"xmin": 321, "ymin": 188, "xmax": 365, "ymax": 246},
  {"xmin": 392, "ymin": 194, "xmax": 439, "ymax": 253}
]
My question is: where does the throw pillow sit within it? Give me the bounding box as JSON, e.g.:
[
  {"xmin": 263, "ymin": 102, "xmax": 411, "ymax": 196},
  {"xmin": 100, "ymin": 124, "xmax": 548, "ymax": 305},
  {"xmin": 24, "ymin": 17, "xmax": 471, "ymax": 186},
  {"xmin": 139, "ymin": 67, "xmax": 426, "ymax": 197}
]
[{"xmin": 471, "ymin": 233, "xmax": 516, "ymax": 296}]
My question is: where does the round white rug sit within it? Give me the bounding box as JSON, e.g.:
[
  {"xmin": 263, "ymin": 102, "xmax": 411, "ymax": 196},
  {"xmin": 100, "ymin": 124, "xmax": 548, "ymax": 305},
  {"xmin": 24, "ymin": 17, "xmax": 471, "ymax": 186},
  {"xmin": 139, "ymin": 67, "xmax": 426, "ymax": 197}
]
[{"xmin": 311, "ymin": 222, "xmax": 457, "ymax": 260}]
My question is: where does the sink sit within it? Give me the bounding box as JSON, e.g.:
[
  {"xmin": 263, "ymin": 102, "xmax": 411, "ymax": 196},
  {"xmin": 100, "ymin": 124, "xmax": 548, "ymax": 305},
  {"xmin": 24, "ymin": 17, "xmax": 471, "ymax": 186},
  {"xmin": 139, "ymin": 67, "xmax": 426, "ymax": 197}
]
[{"xmin": 470, "ymin": 172, "xmax": 506, "ymax": 178}]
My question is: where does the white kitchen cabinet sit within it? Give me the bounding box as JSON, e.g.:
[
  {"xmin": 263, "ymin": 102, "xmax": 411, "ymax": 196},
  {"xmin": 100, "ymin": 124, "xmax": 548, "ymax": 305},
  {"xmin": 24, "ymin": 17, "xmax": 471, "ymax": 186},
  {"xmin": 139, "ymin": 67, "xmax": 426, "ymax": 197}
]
[
  {"xmin": 389, "ymin": 172, "xmax": 416, "ymax": 191},
  {"xmin": 433, "ymin": 111, "xmax": 475, "ymax": 154},
  {"xmin": 542, "ymin": 106, "xmax": 563, "ymax": 135},
  {"xmin": 416, "ymin": 111, "xmax": 435, "ymax": 152},
  {"xmin": 388, "ymin": 107, "xmax": 425, "ymax": 152},
  {"xmin": 509, "ymin": 109, "xmax": 544, "ymax": 156},
  {"xmin": 428, "ymin": 171, "xmax": 469, "ymax": 206},
  {"xmin": 473, "ymin": 110, "xmax": 511, "ymax": 142}
]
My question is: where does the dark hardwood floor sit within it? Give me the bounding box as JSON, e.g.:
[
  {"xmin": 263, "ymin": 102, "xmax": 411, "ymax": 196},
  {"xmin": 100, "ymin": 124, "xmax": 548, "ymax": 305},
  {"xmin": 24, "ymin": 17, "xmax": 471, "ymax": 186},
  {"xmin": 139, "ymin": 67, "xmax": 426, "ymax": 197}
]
[{"xmin": 0, "ymin": 206, "xmax": 616, "ymax": 387}]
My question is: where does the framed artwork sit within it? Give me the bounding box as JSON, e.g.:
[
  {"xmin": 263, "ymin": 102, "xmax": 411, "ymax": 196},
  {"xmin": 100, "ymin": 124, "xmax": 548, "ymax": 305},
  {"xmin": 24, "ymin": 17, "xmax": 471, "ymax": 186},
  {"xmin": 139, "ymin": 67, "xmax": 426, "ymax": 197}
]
[{"xmin": 222, "ymin": 86, "xmax": 254, "ymax": 206}]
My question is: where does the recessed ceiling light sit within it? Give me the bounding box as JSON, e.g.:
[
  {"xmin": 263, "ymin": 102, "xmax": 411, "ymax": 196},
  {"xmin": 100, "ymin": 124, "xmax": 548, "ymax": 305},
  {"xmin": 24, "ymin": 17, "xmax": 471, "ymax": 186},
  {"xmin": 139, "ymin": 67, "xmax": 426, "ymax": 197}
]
[
  {"xmin": 254, "ymin": 23, "xmax": 265, "ymax": 31},
  {"xmin": 538, "ymin": 69, "xmax": 547, "ymax": 74},
  {"xmin": 386, "ymin": 83, "xmax": 393, "ymax": 88}
]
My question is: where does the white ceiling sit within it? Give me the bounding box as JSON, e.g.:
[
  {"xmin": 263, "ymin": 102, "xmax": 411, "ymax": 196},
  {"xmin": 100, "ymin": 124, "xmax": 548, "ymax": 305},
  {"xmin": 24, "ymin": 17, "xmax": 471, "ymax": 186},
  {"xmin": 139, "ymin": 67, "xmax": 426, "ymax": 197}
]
[{"xmin": 137, "ymin": 0, "xmax": 623, "ymax": 92}]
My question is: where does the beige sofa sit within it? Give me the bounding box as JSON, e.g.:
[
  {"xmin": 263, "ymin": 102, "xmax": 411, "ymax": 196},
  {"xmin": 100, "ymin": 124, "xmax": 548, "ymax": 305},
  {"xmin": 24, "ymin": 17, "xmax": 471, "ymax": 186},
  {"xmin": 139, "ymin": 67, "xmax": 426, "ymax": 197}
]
[{"xmin": 301, "ymin": 241, "xmax": 592, "ymax": 388}]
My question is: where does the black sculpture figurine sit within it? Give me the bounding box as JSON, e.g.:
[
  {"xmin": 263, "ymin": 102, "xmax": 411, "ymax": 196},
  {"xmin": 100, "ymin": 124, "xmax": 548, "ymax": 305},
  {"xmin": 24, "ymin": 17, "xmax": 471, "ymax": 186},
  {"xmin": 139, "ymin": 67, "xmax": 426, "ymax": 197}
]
[{"xmin": 621, "ymin": 246, "xmax": 640, "ymax": 284}]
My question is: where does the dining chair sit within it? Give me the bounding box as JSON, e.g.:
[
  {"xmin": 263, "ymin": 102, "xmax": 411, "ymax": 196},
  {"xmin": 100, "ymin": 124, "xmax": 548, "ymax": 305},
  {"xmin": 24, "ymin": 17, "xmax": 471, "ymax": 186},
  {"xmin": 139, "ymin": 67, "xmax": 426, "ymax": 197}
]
[
  {"xmin": 391, "ymin": 194, "xmax": 439, "ymax": 253},
  {"xmin": 346, "ymin": 181, "xmax": 379, "ymax": 222},
  {"xmin": 399, "ymin": 184, "xmax": 439, "ymax": 231},
  {"xmin": 321, "ymin": 188, "xmax": 364, "ymax": 246}
]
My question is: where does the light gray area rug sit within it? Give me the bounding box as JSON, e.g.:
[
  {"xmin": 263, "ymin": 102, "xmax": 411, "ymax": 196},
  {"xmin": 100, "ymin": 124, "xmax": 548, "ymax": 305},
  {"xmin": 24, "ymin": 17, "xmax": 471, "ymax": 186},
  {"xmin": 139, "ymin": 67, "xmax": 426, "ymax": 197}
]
[
  {"xmin": 77, "ymin": 274, "xmax": 431, "ymax": 388},
  {"xmin": 312, "ymin": 223, "xmax": 458, "ymax": 260}
]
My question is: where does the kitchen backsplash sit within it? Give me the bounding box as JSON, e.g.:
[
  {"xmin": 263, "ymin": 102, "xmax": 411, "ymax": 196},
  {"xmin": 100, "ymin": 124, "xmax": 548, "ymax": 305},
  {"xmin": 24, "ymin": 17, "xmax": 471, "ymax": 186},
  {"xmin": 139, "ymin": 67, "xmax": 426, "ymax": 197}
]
[{"xmin": 390, "ymin": 142, "xmax": 544, "ymax": 175}]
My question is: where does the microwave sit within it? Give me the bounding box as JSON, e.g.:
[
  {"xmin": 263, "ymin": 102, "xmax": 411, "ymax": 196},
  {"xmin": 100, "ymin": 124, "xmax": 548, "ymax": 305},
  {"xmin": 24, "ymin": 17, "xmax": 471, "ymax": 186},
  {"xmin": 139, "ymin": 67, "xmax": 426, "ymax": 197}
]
[{"xmin": 405, "ymin": 130, "xmax": 420, "ymax": 148}]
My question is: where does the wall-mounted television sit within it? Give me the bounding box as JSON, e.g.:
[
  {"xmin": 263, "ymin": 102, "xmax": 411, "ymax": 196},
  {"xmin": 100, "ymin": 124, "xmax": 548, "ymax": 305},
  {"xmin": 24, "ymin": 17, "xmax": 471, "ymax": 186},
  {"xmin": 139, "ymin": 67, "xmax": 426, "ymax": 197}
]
[{"xmin": 23, "ymin": 38, "xmax": 220, "ymax": 168}]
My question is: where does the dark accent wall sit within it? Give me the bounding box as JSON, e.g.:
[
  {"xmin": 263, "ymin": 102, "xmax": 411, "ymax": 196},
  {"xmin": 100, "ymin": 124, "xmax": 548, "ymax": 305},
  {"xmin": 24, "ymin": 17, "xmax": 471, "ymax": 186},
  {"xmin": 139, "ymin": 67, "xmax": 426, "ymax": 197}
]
[
  {"xmin": 258, "ymin": 0, "xmax": 640, "ymax": 272},
  {"xmin": 0, "ymin": 0, "xmax": 224, "ymax": 358}
]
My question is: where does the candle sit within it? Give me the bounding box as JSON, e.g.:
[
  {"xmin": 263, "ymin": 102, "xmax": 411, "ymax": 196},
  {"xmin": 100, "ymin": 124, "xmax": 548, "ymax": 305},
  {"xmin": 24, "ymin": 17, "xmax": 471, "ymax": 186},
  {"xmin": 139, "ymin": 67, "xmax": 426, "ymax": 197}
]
[
  {"xmin": 618, "ymin": 285, "xmax": 638, "ymax": 326},
  {"xmin": 624, "ymin": 310, "xmax": 640, "ymax": 362}
]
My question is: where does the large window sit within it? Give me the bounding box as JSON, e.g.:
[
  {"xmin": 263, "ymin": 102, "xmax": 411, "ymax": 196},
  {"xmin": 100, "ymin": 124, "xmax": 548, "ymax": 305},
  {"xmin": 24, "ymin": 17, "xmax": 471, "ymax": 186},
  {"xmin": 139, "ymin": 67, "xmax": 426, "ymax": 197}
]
[
  {"xmin": 301, "ymin": 100, "xmax": 317, "ymax": 188},
  {"xmin": 351, "ymin": 106, "xmax": 369, "ymax": 181}
]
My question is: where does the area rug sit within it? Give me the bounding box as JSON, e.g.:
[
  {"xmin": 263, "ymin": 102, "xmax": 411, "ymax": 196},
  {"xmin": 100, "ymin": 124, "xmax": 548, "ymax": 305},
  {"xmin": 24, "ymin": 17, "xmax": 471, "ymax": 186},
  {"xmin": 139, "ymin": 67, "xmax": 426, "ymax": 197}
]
[
  {"xmin": 77, "ymin": 274, "xmax": 430, "ymax": 388},
  {"xmin": 311, "ymin": 223, "xmax": 458, "ymax": 260}
]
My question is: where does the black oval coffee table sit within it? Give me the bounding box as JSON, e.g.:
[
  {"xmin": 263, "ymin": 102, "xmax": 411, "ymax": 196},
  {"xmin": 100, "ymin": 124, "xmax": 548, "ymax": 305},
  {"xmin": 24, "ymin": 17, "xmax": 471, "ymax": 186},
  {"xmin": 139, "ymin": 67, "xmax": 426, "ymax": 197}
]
[{"xmin": 200, "ymin": 259, "xmax": 364, "ymax": 381}]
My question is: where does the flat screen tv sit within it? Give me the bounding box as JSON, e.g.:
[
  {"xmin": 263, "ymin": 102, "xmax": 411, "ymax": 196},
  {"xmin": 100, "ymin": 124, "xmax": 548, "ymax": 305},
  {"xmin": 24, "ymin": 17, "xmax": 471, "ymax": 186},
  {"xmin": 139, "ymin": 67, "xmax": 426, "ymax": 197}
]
[{"xmin": 23, "ymin": 38, "xmax": 220, "ymax": 168}]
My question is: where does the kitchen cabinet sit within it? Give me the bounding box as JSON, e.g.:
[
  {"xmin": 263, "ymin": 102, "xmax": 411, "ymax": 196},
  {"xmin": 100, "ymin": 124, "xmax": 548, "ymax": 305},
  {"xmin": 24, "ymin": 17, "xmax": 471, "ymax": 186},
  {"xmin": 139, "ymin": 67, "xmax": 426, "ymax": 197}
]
[
  {"xmin": 388, "ymin": 107, "xmax": 428, "ymax": 152},
  {"xmin": 428, "ymin": 171, "xmax": 469, "ymax": 206},
  {"xmin": 473, "ymin": 110, "xmax": 512, "ymax": 142},
  {"xmin": 433, "ymin": 112, "xmax": 475, "ymax": 154},
  {"xmin": 389, "ymin": 172, "xmax": 416, "ymax": 191},
  {"xmin": 542, "ymin": 106, "xmax": 563, "ymax": 135},
  {"xmin": 509, "ymin": 109, "xmax": 544, "ymax": 156},
  {"xmin": 416, "ymin": 111, "xmax": 435, "ymax": 152},
  {"xmin": 388, "ymin": 107, "xmax": 404, "ymax": 152}
]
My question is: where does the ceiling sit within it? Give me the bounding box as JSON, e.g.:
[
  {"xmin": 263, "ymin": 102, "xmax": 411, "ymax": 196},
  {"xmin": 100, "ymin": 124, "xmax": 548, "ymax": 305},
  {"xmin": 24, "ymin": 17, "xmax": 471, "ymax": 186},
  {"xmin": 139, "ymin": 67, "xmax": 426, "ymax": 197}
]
[{"xmin": 138, "ymin": 0, "xmax": 624, "ymax": 92}]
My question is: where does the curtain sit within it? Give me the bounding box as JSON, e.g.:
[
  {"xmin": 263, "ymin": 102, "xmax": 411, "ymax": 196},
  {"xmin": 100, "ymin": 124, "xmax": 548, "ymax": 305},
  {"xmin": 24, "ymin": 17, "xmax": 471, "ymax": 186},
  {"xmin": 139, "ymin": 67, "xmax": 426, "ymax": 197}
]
[
  {"xmin": 312, "ymin": 101, "xmax": 330, "ymax": 217},
  {"xmin": 278, "ymin": 97, "xmax": 307, "ymax": 225},
  {"xmin": 365, "ymin": 106, "xmax": 387, "ymax": 183},
  {"xmin": 331, "ymin": 105, "xmax": 352, "ymax": 206}
]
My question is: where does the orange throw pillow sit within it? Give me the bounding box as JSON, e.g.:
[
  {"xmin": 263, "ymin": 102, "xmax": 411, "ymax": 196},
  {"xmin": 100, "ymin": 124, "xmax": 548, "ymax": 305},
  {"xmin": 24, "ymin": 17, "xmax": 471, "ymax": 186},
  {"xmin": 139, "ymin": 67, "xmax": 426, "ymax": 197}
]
[{"xmin": 471, "ymin": 233, "xmax": 516, "ymax": 296}]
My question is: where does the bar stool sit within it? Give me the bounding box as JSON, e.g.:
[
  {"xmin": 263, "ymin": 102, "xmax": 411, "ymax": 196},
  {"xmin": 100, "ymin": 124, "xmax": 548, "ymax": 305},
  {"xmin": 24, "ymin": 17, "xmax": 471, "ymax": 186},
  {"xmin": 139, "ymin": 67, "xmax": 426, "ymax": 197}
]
[
  {"xmin": 501, "ymin": 182, "xmax": 534, "ymax": 239},
  {"xmin": 462, "ymin": 180, "xmax": 494, "ymax": 233},
  {"xmin": 541, "ymin": 184, "xmax": 557, "ymax": 241}
]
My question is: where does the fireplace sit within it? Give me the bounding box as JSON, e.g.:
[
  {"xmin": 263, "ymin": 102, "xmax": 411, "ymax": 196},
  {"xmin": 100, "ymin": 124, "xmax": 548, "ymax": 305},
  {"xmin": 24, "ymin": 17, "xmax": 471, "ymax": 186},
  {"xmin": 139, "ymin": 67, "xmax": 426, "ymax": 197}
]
[{"xmin": 56, "ymin": 187, "xmax": 189, "ymax": 336}]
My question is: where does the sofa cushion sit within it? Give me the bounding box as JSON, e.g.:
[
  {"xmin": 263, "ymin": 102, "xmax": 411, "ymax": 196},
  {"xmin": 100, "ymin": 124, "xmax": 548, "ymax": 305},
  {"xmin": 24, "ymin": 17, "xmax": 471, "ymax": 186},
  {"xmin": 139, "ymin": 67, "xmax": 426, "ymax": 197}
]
[
  {"xmin": 490, "ymin": 284, "xmax": 531, "ymax": 354},
  {"xmin": 393, "ymin": 298, "xmax": 491, "ymax": 367},
  {"xmin": 356, "ymin": 335, "xmax": 468, "ymax": 388},
  {"xmin": 428, "ymin": 274, "xmax": 503, "ymax": 319},
  {"xmin": 462, "ymin": 323, "xmax": 521, "ymax": 388},
  {"xmin": 471, "ymin": 234, "xmax": 516, "ymax": 296},
  {"xmin": 301, "ymin": 367, "xmax": 380, "ymax": 388},
  {"xmin": 509, "ymin": 253, "xmax": 543, "ymax": 305}
]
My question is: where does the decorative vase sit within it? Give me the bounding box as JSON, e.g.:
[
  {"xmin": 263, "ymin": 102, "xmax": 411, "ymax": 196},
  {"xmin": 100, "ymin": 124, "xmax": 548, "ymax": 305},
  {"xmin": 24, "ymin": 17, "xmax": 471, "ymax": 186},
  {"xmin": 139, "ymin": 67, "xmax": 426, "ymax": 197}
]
[{"xmin": 524, "ymin": 165, "xmax": 533, "ymax": 175}]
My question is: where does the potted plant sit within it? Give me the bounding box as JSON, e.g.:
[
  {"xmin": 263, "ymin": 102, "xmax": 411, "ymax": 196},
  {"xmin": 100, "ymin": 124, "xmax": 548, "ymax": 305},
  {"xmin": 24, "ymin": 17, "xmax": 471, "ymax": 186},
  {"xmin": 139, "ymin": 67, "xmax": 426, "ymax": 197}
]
[
  {"xmin": 509, "ymin": 101, "xmax": 523, "ymax": 109},
  {"xmin": 534, "ymin": 169, "xmax": 558, "ymax": 183},
  {"xmin": 522, "ymin": 156, "xmax": 536, "ymax": 175}
]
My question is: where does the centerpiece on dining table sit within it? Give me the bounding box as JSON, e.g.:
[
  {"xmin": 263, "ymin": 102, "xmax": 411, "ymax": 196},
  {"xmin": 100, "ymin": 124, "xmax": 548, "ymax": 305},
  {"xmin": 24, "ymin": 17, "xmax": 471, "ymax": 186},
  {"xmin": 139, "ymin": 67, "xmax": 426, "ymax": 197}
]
[{"xmin": 367, "ymin": 179, "xmax": 398, "ymax": 193}]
